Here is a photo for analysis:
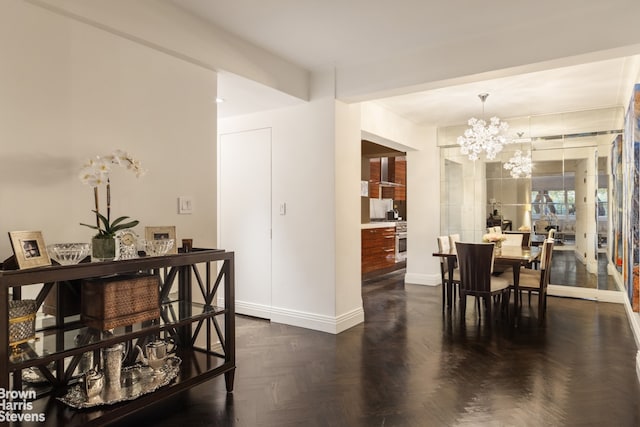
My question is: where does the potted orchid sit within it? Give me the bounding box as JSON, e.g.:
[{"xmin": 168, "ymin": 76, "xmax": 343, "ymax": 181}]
[
  {"xmin": 482, "ymin": 232, "xmax": 507, "ymax": 248},
  {"xmin": 79, "ymin": 150, "xmax": 146, "ymax": 261}
]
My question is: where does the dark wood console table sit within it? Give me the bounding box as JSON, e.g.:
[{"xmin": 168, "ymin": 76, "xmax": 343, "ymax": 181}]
[{"xmin": 0, "ymin": 248, "xmax": 235, "ymax": 426}]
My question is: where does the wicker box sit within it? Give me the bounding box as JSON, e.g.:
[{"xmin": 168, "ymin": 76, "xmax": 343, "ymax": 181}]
[
  {"xmin": 9, "ymin": 300, "xmax": 37, "ymax": 348},
  {"xmin": 81, "ymin": 274, "xmax": 160, "ymax": 330}
]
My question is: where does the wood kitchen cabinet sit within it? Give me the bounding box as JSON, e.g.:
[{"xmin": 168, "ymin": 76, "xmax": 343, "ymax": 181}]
[
  {"xmin": 394, "ymin": 156, "xmax": 406, "ymax": 201},
  {"xmin": 369, "ymin": 158, "xmax": 381, "ymax": 199},
  {"xmin": 369, "ymin": 157, "xmax": 406, "ymax": 201},
  {"xmin": 361, "ymin": 226, "xmax": 396, "ymax": 274}
]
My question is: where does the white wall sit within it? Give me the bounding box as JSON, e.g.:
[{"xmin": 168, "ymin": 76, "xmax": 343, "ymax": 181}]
[
  {"xmin": 218, "ymin": 79, "xmax": 363, "ymax": 333},
  {"xmin": 0, "ymin": 1, "xmax": 217, "ymax": 262},
  {"xmin": 334, "ymin": 101, "xmax": 364, "ymax": 327}
]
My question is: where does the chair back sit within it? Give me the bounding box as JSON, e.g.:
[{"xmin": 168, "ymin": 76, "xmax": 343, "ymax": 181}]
[
  {"xmin": 437, "ymin": 236, "xmax": 450, "ymax": 253},
  {"xmin": 547, "ymin": 228, "xmax": 556, "ymax": 240},
  {"xmin": 502, "ymin": 233, "xmax": 523, "ymax": 247},
  {"xmin": 455, "ymin": 242, "xmax": 494, "ymax": 293},
  {"xmin": 448, "ymin": 234, "xmax": 460, "ymax": 253},
  {"xmin": 437, "ymin": 236, "xmax": 453, "ymax": 283},
  {"xmin": 535, "ymin": 220, "xmax": 549, "ymax": 234},
  {"xmin": 540, "ymin": 238, "xmax": 555, "ymax": 283},
  {"xmin": 505, "ymin": 231, "xmax": 530, "ymax": 247}
]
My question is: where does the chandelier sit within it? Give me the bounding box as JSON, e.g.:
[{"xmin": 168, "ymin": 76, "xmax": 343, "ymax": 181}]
[
  {"xmin": 457, "ymin": 93, "xmax": 509, "ymax": 161},
  {"xmin": 503, "ymin": 149, "xmax": 532, "ymax": 178}
]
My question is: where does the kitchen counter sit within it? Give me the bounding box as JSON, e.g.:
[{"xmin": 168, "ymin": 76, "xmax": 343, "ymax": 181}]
[{"xmin": 361, "ymin": 222, "xmax": 398, "ymax": 229}]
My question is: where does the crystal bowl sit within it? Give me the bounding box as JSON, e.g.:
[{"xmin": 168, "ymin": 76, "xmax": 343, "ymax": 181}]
[
  {"xmin": 47, "ymin": 243, "xmax": 91, "ymax": 265},
  {"xmin": 144, "ymin": 239, "xmax": 174, "ymax": 257}
]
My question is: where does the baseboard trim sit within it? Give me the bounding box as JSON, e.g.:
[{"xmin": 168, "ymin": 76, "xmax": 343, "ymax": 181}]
[
  {"xmin": 233, "ymin": 299, "xmax": 272, "ymax": 320},
  {"xmin": 547, "ymin": 285, "xmax": 625, "ymax": 303},
  {"xmin": 404, "ymin": 272, "xmax": 440, "ymax": 286},
  {"xmin": 217, "ymin": 297, "xmax": 364, "ymax": 335}
]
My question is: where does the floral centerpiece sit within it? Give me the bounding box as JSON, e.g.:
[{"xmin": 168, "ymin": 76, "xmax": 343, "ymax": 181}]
[
  {"xmin": 79, "ymin": 150, "xmax": 146, "ymax": 261},
  {"xmin": 482, "ymin": 232, "xmax": 507, "ymax": 248}
]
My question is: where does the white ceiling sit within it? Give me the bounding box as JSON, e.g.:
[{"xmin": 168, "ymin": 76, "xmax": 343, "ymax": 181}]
[{"xmin": 170, "ymin": 0, "xmax": 640, "ymax": 129}]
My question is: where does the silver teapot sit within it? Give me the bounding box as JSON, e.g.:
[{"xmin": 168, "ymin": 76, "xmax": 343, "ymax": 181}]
[{"xmin": 136, "ymin": 340, "xmax": 175, "ymax": 371}]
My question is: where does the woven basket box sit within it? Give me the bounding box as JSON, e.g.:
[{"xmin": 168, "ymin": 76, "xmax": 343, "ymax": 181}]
[
  {"xmin": 81, "ymin": 274, "xmax": 160, "ymax": 330},
  {"xmin": 9, "ymin": 299, "xmax": 37, "ymax": 348}
]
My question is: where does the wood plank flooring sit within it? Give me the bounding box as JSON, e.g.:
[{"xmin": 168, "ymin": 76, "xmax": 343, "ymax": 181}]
[
  {"xmin": 550, "ymin": 249, "xmax": 618, "ymax": 290},
  {"xmin": 117, "ymin": 270, "xmax": 640, "ymax": 427}
]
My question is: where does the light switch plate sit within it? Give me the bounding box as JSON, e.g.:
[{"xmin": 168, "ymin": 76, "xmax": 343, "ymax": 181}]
[{"xmin": 178, "ymin": 196, "xmax": 193, "ymax": 214}]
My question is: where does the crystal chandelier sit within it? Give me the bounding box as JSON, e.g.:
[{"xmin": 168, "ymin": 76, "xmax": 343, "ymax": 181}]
[
  {"xmin": 457, "ymin": 93, "xmax": 509, "ymax": 161},
  {"xmin": 503, "ymin": 149, "xmax": 532, "ymax": 178}
]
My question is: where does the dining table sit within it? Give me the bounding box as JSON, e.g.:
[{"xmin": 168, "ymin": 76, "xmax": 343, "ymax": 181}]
[{"xmin": 433, "ymin": 244, "xmax": 541, "ymax": 323}]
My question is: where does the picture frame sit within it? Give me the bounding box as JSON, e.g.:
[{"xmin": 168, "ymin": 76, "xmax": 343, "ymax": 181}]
[
  {"xmin": 144, "ymin": 226, "xmax": 177, "ymax": 254},
  {"xmin": 8, "ymin": 230, "xmax": 51, "ymax": 269}
]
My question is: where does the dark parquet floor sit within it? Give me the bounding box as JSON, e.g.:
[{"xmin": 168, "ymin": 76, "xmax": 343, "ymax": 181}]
[
  {"xmin": 119, "ymin": 270, "xmax": 640, "ymax": 427},
  {"xmin": 550, "ymin": 250, "xmax": 618, "ymax": 290}
]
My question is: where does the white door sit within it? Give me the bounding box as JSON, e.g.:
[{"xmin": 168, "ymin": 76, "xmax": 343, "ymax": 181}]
[{"xmin": 219, "ymin": 128, "xmax": 272, "ymax": 318}]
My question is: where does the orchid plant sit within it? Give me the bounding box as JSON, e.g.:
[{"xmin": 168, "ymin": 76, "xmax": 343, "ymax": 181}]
[{"xmin": 79, "ymin": 150, "xmax": 146, "ymax": 238}]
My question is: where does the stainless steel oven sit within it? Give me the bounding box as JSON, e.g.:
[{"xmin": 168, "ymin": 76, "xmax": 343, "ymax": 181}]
[{"xmin": 395, "ymin": 221, "xmax": 407, "ymax": 262}]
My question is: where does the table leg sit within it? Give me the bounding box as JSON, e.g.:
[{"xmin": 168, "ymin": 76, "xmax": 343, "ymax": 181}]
[
  {"xmin": 447, "ymin": 258, "xmax": 455, "ymax": 308},
  {"xmin": 512, "ymin": 263, "xmax": 521, "ymax": 325}
]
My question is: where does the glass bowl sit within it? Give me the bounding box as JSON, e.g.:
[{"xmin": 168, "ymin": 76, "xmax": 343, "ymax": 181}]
[
  {"xmin": 144, "ymin": 239, "xmax": 174, "ymax": 257},
  {"xmin": 47, "ymin": 243, "xmax": 91, "ymax": 265}
]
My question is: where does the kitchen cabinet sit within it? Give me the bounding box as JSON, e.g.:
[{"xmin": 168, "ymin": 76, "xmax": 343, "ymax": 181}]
[
  {"xmin": 369, "ymin": 157, "xmax": 406, "ymax": 201},
  {"xmin": 394, "ymin": 157, "xmax": 406, "ymax": 201},
  {"xmin": 369, "ymin": 158, "xmax": 381, "ymax": 199},
  {"xmin": 361, "ymin": 226, "xmax": 396, "ymax": 274},
  {"xmin": 0, "ymin": 248, "xmax": 235, "ymax": 426}
]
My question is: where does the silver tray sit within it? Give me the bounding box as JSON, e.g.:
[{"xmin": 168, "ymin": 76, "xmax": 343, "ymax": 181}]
[{"xmin": 57, "ymin": 356, "xmax": 181, "ymax": 409}]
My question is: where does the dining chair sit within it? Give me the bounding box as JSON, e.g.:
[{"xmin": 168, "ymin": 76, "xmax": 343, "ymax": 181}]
[
  {"xmin": 534, "ymin": 220, "xmax": 549, "ymax": 235},
  {"xmin": 502, "ymin": 233, "xmax": 523, "ymax": 247},
  {"xmin": 455, "ymin": 242, "xmax": 510, "ymax": 322},
  {"xmin": 505, "ymin": 231, "xmax": 530, "ymax": 247},
  {"xmin": 512, "ymin": 238, "xmax": 554, "ymax": 323},
  {"xmin": 437, "ymin": 236, "xmax": 460, "ymax": 308},
  {"xmin": 448, "ymin": 234, "xmax": 460, "ymax": 256}
]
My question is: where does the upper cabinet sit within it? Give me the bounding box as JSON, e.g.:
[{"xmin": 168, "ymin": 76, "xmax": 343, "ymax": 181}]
[
  {"xmin": 368, "ymin": 156, "xmax": 406, "ymax": 200},
  {"xmin": 394, "ymin": 156, "xmax": 406, "ymax": 201}
]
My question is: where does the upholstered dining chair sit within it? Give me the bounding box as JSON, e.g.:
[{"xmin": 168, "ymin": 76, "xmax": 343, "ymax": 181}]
[
  {"xmin": 437, "ymin": 236, "xmax": 460, "ymax": 308},
  {"xmin": 502, "ymin": 233, "xmax": 524, "ymax": 247},
  {"xmin": 505, "ymin": 231, "xmax": 530, "ymax": 247},
  {"xmin": 455, "ymin": 242, "xmax": 511, "ymax": 322},
  {"xmin": 448, "ymin": 234, "xmax": 460, "ymax": 256},
  {"xmin": 513, "ymin": 238, "xmax": 554, "ymax": 323}
]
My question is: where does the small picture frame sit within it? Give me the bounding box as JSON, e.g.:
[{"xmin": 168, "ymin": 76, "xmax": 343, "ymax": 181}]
[
  {"xmin": 8, "ymin": 230, "xmax": 51, "ymax": 269},
  {"xmin": 145, "ymin": 226, "xmax": 177, "ymax": 254}
]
